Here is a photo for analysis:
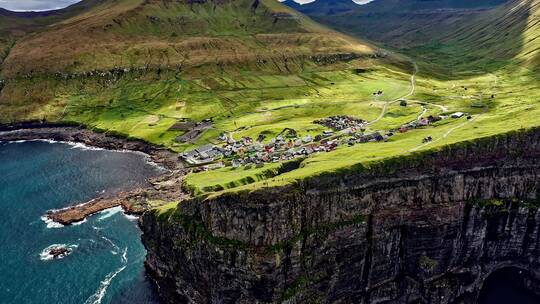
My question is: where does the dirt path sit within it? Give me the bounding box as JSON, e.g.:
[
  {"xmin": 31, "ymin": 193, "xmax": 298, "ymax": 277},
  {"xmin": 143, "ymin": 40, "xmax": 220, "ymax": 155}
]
[
  {"xmin": 408, "ymin": 115, "xmax": 480, "ymax": 152},
  {"xmin": 417, "ymin": 106, "xmax": 427, "ymax": 121},
  {"xmin": 409, "ymin": 100, "xmax": 449, "ymax": 113},
  {"xmin": 368, "ymin": 61, "xmax": 418, "ymax": 126}
]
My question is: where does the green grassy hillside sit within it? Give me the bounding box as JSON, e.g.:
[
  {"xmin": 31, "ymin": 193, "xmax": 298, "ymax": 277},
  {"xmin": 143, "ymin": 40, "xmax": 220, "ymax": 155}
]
[
  {"xmin": 1, "ymin": 0, "xmax": 539, "ymax": 198},
  {"xmin": 413, "ymin": 0, "xmax": 540, "ymax": 74},
  {"xmin": 0, "ymin": 1, "xmax": 106, "ymax": 63},
  {"xmin": 0, "ymin": 0, "xmax": 373, "ymax": 77},
  {"xmin": 184, "ymin": 0, "xmax": 540, "ymax": 195},
  {"xmin": 0, "ymin": 0, "xmax": 389, "ymax": 146}
]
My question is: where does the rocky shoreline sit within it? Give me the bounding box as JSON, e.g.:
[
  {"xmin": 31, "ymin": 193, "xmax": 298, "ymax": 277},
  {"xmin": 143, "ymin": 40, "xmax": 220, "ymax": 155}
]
[
  {"xmin": 47, "ymin": 171, "xmax": 187, "ymax": 225},
  {"xmin": 0, "ymin": 122, "xmax": 188, "ymax": 225},
  {"xmin": 0, "ymin": 121, "xmax": 183, "ymax": 170}
]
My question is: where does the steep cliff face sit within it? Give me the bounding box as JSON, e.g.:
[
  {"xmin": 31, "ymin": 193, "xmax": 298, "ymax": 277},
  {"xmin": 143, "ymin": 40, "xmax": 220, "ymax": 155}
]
[{"xmin": 141, "ymin": 129, "xmax": 540, "ymax": 303}]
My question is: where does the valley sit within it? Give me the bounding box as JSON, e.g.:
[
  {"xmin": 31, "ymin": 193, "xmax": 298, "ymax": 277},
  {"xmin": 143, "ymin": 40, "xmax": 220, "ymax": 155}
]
[
  {"xmin": 3, "ymin": 0, "xmax": 539, "ymax": 197},
  {"xmin": 1, "ymin": 0, "xmax": 540, "ymax": 302}
]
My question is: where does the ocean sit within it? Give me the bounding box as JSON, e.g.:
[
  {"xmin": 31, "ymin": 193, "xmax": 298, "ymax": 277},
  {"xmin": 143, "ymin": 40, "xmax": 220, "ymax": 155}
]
[
  {"xmin": 1, "ymin": 139, "xmax": 539, "ymax": 304},
  {"xmin": 0, "ymin": 140, "xmax": 163, "ymax": 304}
]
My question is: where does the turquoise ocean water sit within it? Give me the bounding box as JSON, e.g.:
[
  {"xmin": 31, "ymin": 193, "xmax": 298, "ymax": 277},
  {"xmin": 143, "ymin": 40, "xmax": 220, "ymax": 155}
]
[{"xmin": 0, "ymin": 140, "xmax": 163, "ymax": 304}]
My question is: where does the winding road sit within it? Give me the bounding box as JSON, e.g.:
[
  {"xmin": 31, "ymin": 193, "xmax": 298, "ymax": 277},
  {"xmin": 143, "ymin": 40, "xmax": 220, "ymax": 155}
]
[{"xmin": 367, "ymin": 61, "xmax": 418, "ymax": 126}]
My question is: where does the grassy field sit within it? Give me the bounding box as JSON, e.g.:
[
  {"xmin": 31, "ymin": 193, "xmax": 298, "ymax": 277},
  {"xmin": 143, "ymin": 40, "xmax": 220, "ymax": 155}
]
[
  {"xmin": 184, "ymin": 61, "xmax": 540, "ymax": 195},
  {"xmin": 1, "ymin": 0, "xmax": 539, "ymax": 198}
]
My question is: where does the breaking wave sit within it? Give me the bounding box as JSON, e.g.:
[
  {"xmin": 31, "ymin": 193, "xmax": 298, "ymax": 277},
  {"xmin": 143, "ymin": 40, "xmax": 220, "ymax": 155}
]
[
  {"xmin": 97, "ymin": 206, "xmax": 123, "ymax": 221},
  {"xmin": 84, "ymin": 248, "xmax": 128, "ymax": 304},
  {"xmin": 41, "ymin": 215, "xmax": 64, "ymax": 229},
  {"xmin": 123, "ymin": 213, "xmax": 139, "ymax": 221}
]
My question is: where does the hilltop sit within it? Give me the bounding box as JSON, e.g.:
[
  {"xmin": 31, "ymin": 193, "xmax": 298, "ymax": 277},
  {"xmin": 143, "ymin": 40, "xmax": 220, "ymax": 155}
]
[{"xmin": 0, "ymin": 0, "xmax": 105, "ymax": 65}]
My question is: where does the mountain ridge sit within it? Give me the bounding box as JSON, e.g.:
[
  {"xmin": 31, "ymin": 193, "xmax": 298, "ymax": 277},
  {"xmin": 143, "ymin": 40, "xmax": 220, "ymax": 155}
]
[{"xmin": 0, "ymin": 0, "xmax": 376, "ymax": 78}]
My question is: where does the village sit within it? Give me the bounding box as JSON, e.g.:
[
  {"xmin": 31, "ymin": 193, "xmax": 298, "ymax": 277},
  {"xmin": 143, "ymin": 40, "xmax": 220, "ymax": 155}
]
[{"xmin": 179, "ymin": 109, "xmax": 470, "ymax": 171}]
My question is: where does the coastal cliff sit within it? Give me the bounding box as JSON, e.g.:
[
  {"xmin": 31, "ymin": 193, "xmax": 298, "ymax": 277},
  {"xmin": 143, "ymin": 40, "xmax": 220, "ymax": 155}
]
[{"xmin": 141, "ymin": 128, "xmax": 540, "ymax": 303}]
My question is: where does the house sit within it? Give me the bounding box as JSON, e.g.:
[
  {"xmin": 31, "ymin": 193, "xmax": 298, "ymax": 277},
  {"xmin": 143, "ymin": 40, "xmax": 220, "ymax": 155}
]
[
  {"xmin": 207, "ymin": 162, "xmax": 225, "ymax": 170},
  {"xmin": 323, "ymin": 130, "xmax": 333, "ymax": 137},
  {"xmin": 451, "ymin": 112, "xmax": 465, "ymax": 118},
  {"xmin": 372, "ymin": 132, "xmax": 384, "ymax": 142},
  {"xmin": 195, "ymin": 144, "xmax": 214, "ymax": 155},
  {"xmin": 232, "ymin": 159, "xmax": 242, "ymax": 168},
  {"xmin": 418, "ymin": 118, "xmax": 430, "ymax": 126},
  {"xmin": 218, "ymin": 133, "xmax": 228, "ymax": 141}
]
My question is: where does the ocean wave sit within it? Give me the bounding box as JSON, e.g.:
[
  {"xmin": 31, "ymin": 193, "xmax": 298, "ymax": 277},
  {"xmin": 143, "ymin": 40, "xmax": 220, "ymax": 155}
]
[
  {"xmin": 84, "ymin": 248, "xmax": 128, "ymax": 304},
  {"xmin": 72, "ymin": 218, "xmax": 88, "ymax": 226},
  {"xmin": 41, "ymin": 215, "xmax": 64, "ymax": 229},
  {"xmin": 7, "ymin": 139, "xmax": 57, "ymax": 144},
  {"xmin": 101, "ymin": 235, "xmax": 120, "ymax": 255},
  {"xmin": 123, "ymin": 213, "xmax": 139, "ymax": 221},
  {"xmin": 121, "ymin": 247, "xmax": 128, "ymax": 263},
  {"xmin": 39, "ymin": 244, "xmax": 78, "ymax": 261},
  {"xmin": 47, "ymin": 199, "xmax": 95, "ymax": 213},
  {"xmin": 97, "ymin": 206, "xmax": 123, "ymax": 221}
]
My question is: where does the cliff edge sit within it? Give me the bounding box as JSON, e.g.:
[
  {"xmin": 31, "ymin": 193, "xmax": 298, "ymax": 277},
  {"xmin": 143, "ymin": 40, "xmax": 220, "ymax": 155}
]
[{"xmin": 141, "ymin": 128, "xmax": 540, "ymax": 303}]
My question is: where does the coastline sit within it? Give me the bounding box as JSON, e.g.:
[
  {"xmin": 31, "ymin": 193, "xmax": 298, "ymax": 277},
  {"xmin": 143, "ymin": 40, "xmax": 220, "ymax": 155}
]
[
  {"xmin": 0, "ymin": 122, "xmax": 188, "ymax": 225},
  {"xmin": 0, "ymin": 121, "xmax": 183, "ymax": 171}
]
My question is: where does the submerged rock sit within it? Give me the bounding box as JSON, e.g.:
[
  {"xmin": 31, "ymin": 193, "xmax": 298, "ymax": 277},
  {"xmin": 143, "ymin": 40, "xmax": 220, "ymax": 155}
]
[{"xmin": 49, "ymin": 247, "xmax": 70, "ymax": 259}]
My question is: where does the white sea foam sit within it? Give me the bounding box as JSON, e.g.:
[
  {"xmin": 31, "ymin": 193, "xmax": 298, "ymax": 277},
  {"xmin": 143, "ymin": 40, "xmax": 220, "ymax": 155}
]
[
  {"xmin": 123, "ymin": 213, "xmax": 139, "ymax": 221},
  {"xmin": 47, "ymin": 200, "xmax": 94, "ymax": 213},
  {"xmin": 9, "ymin": 139, "xmax": 57, "ymax": 144},
  {"xmin": 84, "ymin": 248, "xmax": 128, "ymax": 304},
  {"xmin": 121, "ymin": 248, "xmax": 128, "ymax": 263},
  {"xmin": 72, "ymin": 218, "xmax": 88, "ymax": 226},
  {"xmin": 41, "ymin": 215, "xmax": 64, "ymax": 229},
  {"xmin": 39, "ymin": 244, "xmax": 78, "ymax": 261},
  {"xmin": 68, "ymin": 141, "xmax": 106, "ymax": 151},
  {"xmin": 97, "ymin": 206, "xmax": 123, "ymax": 221},
  {"xmin": 101, "ymin": 235, "xmax": 120, "ymax": 255}
]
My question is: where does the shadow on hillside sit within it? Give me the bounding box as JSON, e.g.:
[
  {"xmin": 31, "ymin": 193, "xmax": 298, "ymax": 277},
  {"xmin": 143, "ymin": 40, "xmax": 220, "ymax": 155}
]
[
  {"xmin": 412, "ymin": 0, "xmax": 534, "ymax": 80},
  {"xmin": 313, "ymin": 0, "xmax": 535, "ymax": 81}
]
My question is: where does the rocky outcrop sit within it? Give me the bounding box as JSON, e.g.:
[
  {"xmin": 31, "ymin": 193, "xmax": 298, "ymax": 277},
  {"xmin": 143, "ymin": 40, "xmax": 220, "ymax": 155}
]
[{"xmin": 141, "ymin": 128, "xmax": 540, "ymax": 303}]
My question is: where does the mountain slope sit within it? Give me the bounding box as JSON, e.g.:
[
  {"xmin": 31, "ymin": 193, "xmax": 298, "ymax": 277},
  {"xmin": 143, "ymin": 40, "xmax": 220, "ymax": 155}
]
[
  {"xmin": 1, "ymin": 0, "xmax": 407, "ymax": 151},
  {"xmin": 305, "ymin": 0, "xmax": 510, "ymax": 47},
  {"xmin": 282, "ymin": 0, "xmax": 359, "ymax": 16},
  {"xmin": 0, "ymin": 0, "xmax": 105, "ymax": 65},
  {"xmin": 421, "ymin": 0, "xmax": 540, "ymax": 73},
  {"xmin": 1, "ymin": 0, "xmax": 374, "ymax": 77}
]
